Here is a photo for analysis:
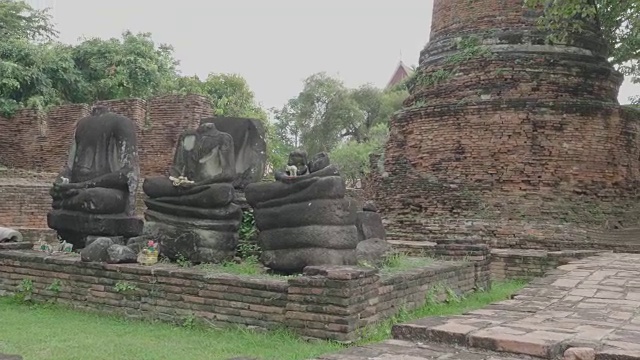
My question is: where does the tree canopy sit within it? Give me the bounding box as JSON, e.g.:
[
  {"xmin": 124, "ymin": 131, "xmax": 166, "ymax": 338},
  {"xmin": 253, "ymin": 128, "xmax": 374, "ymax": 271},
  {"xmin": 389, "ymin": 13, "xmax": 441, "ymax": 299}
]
[{"xmin": 0, "ymin": 0, "xmax": 267, "ymax": 118}]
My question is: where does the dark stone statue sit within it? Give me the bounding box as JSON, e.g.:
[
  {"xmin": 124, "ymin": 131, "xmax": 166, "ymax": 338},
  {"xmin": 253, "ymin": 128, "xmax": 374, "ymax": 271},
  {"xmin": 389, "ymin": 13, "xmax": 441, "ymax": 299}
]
[
  {"xmin": 246, "ymin": 151, "xmax": 358, "ymax": 273},
  {"xmin": 47, "ymin": 107, "xmax": 143, "ymax": 248},
  {"xmin": 142, "ymin": 123, "xmax": 242, "ymax": 264},
  {"xmin": 274, "ymin": 149, "xmax": 309, "ymax": 181}
]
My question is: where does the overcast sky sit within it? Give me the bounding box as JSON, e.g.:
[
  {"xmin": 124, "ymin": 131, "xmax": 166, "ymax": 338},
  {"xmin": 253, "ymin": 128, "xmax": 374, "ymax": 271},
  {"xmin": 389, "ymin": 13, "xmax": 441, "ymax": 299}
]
[{"xmin": 44, "ymin": 0, "xmax": 639, "ymax": 110}]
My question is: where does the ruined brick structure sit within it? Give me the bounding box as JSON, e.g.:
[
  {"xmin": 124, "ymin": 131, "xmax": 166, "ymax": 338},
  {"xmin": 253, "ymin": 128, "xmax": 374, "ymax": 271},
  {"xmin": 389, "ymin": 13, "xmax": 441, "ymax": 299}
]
[
  {"xmin": 365, "ymin": 0, "xmax": 640, "ymax": 247},
  {"xmin": 0, "ymin": 94, "xmax": 213, "ymax": 176}
]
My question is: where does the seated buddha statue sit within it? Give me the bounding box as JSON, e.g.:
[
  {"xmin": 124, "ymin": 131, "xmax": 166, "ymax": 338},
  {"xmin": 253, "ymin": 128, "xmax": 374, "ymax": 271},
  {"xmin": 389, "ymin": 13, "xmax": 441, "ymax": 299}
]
[
  {"xmin": 47, "ymin": 107, "xmax": 143, "ymax": 248},
  {"xmin": 141, "ymin": 123, "xmax": 242, "ymax": 264}
]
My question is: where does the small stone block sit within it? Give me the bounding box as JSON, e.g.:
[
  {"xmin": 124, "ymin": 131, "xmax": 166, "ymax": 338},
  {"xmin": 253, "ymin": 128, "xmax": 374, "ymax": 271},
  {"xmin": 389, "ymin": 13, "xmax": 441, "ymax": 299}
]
[
  {"xmin": 564, "ymin": 347, "xmax": 596, "ymax": 360},
  {"xmin": 303, "ymin": 265, "xmax": 377, "ymax": 280}
]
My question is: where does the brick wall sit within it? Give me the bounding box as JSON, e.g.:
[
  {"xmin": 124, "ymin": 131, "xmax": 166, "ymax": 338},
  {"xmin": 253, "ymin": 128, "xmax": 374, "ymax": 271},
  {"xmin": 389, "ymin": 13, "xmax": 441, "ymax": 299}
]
[
  {"xmin": 0, "ymin": 95, "xmax": 213, "ymax": 177},
  {"xmin": 365, "ymin": 0, "xmax": 640, "ymax": 247},
  {"xmin": 0, "ymin": 183, "xmax": 50, "ymax": 228},
  {"xmin": 490, "ymin": 249, "xmax": 600, "ymax": 281},
  {"xmin": 0, "ymin": 250, "xmax": 482, "ymax": 342}
]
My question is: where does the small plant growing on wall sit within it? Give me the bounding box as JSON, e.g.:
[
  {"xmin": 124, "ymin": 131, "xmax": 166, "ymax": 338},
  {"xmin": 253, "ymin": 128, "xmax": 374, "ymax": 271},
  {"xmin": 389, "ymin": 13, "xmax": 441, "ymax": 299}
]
[
  {"xmin": 15, "ymin": 278, "xmax": 34, "ymax": 303},
  {"xmin": 46, "ymin": 279, "xmax": 62, "ymax": 295},
  {"xmin": 176, "ymin": 253, "xmax": 192, "ymax": 268},
  {"xmin": 114, "ymin": 281, "xmax": 138, "ymax": 294}
]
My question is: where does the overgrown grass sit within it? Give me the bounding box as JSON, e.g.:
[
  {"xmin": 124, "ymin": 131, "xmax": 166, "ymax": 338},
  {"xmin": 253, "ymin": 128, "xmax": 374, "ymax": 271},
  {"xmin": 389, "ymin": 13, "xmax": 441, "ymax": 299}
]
[{"xmin": 0, "ymin": 279, "xmax": 527, "ymax": 359}]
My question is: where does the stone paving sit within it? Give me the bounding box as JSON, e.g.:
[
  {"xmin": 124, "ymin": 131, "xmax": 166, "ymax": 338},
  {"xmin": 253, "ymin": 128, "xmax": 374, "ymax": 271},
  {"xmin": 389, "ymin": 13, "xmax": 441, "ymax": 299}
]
[
  {"xmin": 314, "ymin": 253, "xmax": 640, "ymax": 359},
  {"xmin": 313, "ymin": 339, "xmax": 538, "ymax": 359}
]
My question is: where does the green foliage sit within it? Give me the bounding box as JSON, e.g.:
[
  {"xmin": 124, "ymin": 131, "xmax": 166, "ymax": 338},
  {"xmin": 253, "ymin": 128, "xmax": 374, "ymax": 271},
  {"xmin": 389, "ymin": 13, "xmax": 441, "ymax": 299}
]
[
  {"xmin": 330, "ymin": 123, "xmax": 388, "ymax": 187},
  {"xmin": 408, "ymin": 35, "xmax": 492, "ymax": 93},
  {"xmin": 272, "ymin": 73, "xmax": 407, "ymax": 155},
  {"xmin": 46, "ymin": 279, "xmax": 62, "ymax": 294},
  {"xmin": 238, "ymin": 209, "xmax": 260, "ymax": 259},
  {"xmin": 0, "ymin": 0, "xmax": 58, "ymax": 41},
  {"xmin": 113, "ymin": 281, "xmax": 137, "ymax": 294},
  {"xmin": 171, "ymin": 73, "xmax": 267, "ymax": 120},
  {"xmin": 0, "ymin": 2, "xmax": 269, "ymax": 122},
  {"xmin": 175, "ymin": 254, "xmax": 192, "ymax": 268},
  {"xmin": 271, "ymin": 73, "xmax": 406, "ymax": 180},
  {"xmin": 69, "ymin": 31, "xmax": 179, "ymax": 102},
  {"xmin": 524, "ymin": 0, "xmax": 640, "ymax": 101},
  {"xmin": 14, "ymin": 278, "xmax": 33, "ymax": 303}
]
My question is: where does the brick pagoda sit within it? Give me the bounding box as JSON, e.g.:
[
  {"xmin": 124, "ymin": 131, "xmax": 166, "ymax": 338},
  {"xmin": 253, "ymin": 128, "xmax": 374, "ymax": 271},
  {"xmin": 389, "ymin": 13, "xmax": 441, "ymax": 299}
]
[{"xmin": 366, "ymin": 0, "xmax": 640, "ymax": 248}]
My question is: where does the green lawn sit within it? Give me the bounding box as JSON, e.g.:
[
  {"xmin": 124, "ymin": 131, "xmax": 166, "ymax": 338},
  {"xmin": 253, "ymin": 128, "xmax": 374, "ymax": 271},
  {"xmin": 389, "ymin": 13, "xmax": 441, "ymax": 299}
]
[{"xmin": 0, "ymin": 280, "xmax": 526, "ymax": 360}]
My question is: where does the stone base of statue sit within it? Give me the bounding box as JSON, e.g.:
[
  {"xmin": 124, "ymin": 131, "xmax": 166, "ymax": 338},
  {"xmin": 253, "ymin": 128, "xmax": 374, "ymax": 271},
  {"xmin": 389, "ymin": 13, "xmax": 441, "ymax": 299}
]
[
  {"xmin": 47, "ymin": 209, "xmax": 143, "ymax": 249},
  {"xmin": 246, "ymin": 165, "xmax": 359, "ymax": 273},
  {"xmin": 142, "ymin": 196, "xmax": 242, "ymax": 264}
]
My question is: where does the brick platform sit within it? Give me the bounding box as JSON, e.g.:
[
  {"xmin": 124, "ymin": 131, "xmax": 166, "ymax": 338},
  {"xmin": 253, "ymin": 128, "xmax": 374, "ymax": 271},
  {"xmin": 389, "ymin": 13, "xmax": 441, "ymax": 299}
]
[
  {"xmin": 0, "ymin": 250, "xmax": 485, "ymax": 342},
  {"xmin": 490, "ymin": 249, "xmax": 601, "ymax": 281},
  {"xmin": 390, "ymin": 253, "xmax": 640, "ymax": 359}
]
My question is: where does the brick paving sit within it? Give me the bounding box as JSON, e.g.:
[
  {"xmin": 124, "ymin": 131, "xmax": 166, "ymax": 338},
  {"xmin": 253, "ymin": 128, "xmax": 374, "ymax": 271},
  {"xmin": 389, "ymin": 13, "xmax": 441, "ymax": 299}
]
[{"xmin": 314, "ymin": 253, "xmax": 640, "ymax": 359}]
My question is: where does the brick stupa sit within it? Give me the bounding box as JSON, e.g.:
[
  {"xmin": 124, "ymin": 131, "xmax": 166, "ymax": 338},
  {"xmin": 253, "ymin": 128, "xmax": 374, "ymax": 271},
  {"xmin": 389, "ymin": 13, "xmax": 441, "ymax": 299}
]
[{"xmin": 366, "ymin": 0, "xmax": 640, "ymax": 248}]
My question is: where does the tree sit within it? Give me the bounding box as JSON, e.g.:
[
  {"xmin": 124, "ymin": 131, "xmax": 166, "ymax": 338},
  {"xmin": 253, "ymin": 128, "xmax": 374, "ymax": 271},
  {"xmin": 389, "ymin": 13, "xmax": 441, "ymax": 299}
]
[
  {"xmin": 271, "ymin": 73, "xmax": 406, "ymax": 183},
  {"xmin": 0, "ymin": 0, "xmax": 57, "ymax": 41},
  {"xmin": 329, "ymin": 123, "xmax": 389, "ymax": 187},
  {"xmin": 70, "ymin": 31, "xmax": 179, "ymax": 103},
  {"xmin": 524, "ymin": 0, "xmax": 640, "ymax": 102},
  {"xmin": 347, "ymin": 84, "xmax": 407, "ymax": 143},
  {"xmin": 171, "ymin": 73, "xmax": 267, "ymax": 120},
  {"xmin": 0, "ymin": 39, "xmax": 86, "ymax": 116},
  {"xmin": 272, "ymin": 72, "xmax": 407, "ymax": 155}
]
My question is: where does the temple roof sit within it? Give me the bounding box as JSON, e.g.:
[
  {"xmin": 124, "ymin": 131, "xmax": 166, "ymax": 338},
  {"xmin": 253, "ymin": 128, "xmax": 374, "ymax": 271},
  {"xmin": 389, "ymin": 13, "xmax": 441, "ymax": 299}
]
[{"xmin": 386, "ymin": 61, "xmax": 413, "ymax": 89}]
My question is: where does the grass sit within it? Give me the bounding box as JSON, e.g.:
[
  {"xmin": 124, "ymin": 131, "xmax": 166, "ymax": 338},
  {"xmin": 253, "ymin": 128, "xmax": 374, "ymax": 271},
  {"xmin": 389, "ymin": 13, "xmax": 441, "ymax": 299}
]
[{"xmin": 0, "ymin": 280, "xmax": 527, "ymax": 360}]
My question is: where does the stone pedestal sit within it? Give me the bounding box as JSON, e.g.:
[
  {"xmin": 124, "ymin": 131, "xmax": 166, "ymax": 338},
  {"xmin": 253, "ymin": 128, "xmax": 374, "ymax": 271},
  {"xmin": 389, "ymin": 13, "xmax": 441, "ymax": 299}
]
[
  {"xmin": 143, "ymin": 204, "xmax": 242, "ymax": 264},
  {"xmin": 47, "ymin": 209, "xmax": 143, "ymax": 249}
]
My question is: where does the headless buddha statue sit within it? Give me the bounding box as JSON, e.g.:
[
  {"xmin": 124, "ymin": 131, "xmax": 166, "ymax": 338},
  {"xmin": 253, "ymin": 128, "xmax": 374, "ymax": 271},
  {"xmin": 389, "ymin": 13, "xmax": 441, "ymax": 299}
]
[
  {"xmin": 47, "ymin": 107, "xmax": 143, "ymax": 247},
  {"xmin": 143, "ymin": 123, "xmax": 236, "ymax": 207},
  {"xmin": 141, "ymin": 123, "xmax": 241, "ymax": 264}
]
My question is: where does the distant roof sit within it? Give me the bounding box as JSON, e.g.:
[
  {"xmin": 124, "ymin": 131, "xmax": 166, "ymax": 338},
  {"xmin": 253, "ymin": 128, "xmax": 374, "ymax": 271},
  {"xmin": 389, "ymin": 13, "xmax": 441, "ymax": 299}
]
[{"xmin": 386, "ymin": 61, "xmax": 414, "ymax": 89}]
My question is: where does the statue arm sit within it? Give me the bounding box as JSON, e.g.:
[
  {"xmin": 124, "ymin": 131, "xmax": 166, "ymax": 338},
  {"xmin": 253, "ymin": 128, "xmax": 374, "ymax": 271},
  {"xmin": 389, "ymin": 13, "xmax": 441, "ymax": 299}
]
[
  {"xmin": 54, "ymin": 139, "xmax": 76, "ymax": 184},
  {"xmin": 75, "ymin": 168, "xmax": 131, "ymax": 190},
  {"xmin": 169, "ymin": 133, "xmax": 187, "ymax": 178}
]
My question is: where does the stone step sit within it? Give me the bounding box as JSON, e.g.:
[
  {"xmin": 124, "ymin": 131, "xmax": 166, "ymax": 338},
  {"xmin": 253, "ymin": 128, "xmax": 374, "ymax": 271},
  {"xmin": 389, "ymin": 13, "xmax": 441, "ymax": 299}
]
[
  {"xmin": 310, "ymin": 339, "xmax": 538, "ymax": 359},
  {"xmin": 0, "ymin": 242, "xmax": 32, "ymax": 251},
  {"xmin": 392, "ymin": 319, "xmax": 640, "ymax": 359}
]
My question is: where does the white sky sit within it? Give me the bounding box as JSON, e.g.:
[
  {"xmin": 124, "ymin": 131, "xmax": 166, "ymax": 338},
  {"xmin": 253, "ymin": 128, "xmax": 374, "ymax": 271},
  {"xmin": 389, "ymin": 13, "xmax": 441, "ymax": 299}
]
[{"xmin": 44, "ymin": 0, "xmax": 640, "ymax": 109}]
